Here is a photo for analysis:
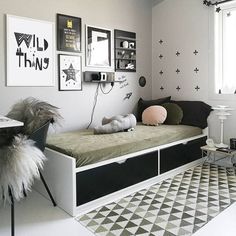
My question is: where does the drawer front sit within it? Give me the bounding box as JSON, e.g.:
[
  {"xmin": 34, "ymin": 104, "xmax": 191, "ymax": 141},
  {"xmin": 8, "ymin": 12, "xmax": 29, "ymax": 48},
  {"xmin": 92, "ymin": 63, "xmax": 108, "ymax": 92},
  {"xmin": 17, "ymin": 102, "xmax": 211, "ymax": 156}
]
[
  {"xmin": 76, "ymin": 151, "xmax": 158, "ymax": 206},
  {"xmin": 160, "ymin": 136, "xmax": 207, "ymax": 174}
]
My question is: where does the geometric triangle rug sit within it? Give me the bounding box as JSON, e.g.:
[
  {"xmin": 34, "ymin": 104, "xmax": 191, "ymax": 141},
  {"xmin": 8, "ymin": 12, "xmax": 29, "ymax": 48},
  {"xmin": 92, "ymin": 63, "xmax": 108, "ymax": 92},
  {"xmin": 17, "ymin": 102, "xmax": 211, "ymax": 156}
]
[{"xmin": 76, "ymin": 164, "xmax": 236, "ymax": 236}]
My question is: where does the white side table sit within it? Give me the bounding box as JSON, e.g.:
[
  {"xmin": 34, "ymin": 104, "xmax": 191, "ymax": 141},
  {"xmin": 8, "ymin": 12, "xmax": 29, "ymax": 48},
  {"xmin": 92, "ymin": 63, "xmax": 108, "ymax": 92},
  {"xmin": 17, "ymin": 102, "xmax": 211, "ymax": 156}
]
[
  {"xmin": 201, "ymin": 145, "xmax": 236, "ymax": 167},
  {"xmin": 0, "ymin": 116, "xmax": 24, "ymax": 128}
]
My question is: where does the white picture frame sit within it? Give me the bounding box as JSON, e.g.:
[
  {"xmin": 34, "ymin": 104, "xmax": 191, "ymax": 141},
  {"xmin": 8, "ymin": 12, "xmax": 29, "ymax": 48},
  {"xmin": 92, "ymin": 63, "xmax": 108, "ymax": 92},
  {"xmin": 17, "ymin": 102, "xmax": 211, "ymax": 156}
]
[
  {"xmin": 58, "ymin": 54, "xmax": 82, "ymax": 91},
  {"xmin": 6, "ymin": 14, "xmax": 55, "ymax": 86},
  {"xmin": 85, "ymin": 25, "xmax": 112, "ymax": 68}
]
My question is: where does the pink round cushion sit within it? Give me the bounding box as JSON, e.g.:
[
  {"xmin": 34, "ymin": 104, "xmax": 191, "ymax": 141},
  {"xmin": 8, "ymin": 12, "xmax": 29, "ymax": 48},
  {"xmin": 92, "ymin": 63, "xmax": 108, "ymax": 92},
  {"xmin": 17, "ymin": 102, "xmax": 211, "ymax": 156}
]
[{"xmin": 142, "ymin": 105, "xmax": 167, "ymax": 126}]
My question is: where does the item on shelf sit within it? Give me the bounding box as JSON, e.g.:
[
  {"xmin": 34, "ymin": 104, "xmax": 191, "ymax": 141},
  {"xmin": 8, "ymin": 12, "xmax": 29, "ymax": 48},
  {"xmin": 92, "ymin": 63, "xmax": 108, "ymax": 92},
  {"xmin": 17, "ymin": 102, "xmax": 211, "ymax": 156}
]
[
  {"xmin": 129, "ymin": 42, "xmax": 135, "ymax": 49},
  {"xmin": 213, "ymin": 105, "xmax": 234, "ymax": 148},
  {"xmin": 206, "ymin": 138, "xmax": 215, "ymax": 148},
  {"xmin": 125, "ymin": 63, "xmax": 134, "ymax": 69},
  {"xmin": 216, "ymin": 147, "xmax": 234, "ymax": 153},
  {"xmin": 230, "ymin": 138, "xmax": 236, "ymax": 150},
  {"xmin": 121, "ymin": 41, "xmax": 129, "ymax": 48}
]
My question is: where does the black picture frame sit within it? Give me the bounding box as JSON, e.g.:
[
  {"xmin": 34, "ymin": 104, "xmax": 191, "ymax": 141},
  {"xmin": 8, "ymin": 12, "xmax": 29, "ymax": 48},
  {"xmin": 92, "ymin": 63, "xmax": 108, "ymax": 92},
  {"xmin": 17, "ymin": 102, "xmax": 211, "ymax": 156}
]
[
  {"xmin": 57, "ymin": 13, "xmax": 81, "ymax": 52},
  {"xmin": 86, "ymin": 25, "xmax": 111, "ymax": 68},
  {"xmin": 58, "ymin": 54, "xmax": 82, "ymax": 91}
]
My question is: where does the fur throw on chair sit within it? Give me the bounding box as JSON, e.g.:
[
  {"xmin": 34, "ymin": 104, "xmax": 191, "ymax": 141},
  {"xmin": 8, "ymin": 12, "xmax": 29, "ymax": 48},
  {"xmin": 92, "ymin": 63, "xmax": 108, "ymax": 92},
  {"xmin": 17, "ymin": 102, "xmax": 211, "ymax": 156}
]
[
  {"xmin": 6, "ymin": 97, "xmax": 62, "ymax": 135},
  {"xmin": 0, "ymin": 135, "xmax": 46, "ymax": 203},
  {"xmin": 0, "ymin": 97, "xmax": 62, "ymax": 203}
]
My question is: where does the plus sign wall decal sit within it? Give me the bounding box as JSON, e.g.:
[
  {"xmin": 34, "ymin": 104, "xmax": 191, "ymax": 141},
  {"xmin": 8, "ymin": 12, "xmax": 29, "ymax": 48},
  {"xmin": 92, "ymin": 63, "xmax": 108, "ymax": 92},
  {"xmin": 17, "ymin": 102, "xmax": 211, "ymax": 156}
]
[
  {"xmin": 176, "ymin": 51, "xmax": 180, "ymax": 56},
  {"xmin": 176, "ymin": 86, "xmax": 181, "ymax": 91},
  {"xmin": 159, "ymin": 54, "xmax": 163, "ymax": 59},
  {"xmin": 176, "ymin": 69, "xmax": 180, "ymax": 74},
  {"xmin": 194, "ymin": 67, "xmax": 199, "ymax": 73},
  {"xmin": 160, "ymin": 86, "xmax": 164, "ymax": 91},
  {"xmin": 193, "ymin": 50, "xmax": 199, "ymax": 55},
  {"xmin": 159, "ymin": 39, "xmax": 163, "ymax": 44},
  {"xmin": 195, "ymin": 86, "xmax": 200, "ymax": 91},
  {"xmin": 159, "ymin": 70, "xmax": 164, "ymax": 75}
]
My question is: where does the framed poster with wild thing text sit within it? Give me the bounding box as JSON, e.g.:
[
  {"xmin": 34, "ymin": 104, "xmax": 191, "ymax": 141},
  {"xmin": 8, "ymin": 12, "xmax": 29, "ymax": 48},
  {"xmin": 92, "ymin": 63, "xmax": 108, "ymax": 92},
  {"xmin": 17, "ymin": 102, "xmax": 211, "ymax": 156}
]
[
  {"xmin": 57, "ymin": 14, "xmax": 81, "ymax": 52},
  {"xmin": 6, "ymin": 14, "xmax": 55, "ymax": 86}
]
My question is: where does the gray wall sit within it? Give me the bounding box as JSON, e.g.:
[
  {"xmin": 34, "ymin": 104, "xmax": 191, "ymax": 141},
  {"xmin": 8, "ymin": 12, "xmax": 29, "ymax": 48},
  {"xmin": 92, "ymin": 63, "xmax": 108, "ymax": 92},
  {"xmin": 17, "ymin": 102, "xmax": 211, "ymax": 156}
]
[
  {"xmin": 0, "ymin": 0, "xmax": 152, "ymax": 131},
  {"xmin": 152, "ymin": 0, "xmax": 236, "ymax": 145}
]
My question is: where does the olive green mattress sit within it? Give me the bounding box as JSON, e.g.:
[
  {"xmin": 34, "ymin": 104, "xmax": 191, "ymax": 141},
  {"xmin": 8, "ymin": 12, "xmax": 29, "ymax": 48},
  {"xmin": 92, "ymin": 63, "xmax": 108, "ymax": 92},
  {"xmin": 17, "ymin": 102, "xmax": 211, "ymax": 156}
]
[{"xmin": 46, "ymin": 124, "xmax": 202, "ymax": 168}]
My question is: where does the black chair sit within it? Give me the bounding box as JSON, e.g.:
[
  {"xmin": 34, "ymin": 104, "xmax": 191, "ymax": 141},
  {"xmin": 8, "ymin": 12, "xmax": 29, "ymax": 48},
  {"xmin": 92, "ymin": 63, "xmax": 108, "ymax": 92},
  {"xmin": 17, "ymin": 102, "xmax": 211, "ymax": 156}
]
[{"xmin": 8, "ymin": 120, "xmax": 56, "ymax": 236}]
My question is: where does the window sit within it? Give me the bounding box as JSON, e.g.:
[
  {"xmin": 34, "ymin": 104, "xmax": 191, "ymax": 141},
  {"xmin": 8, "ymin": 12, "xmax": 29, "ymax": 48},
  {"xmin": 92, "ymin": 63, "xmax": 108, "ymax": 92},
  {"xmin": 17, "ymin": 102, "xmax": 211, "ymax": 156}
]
[{"xmin": 215, "ymin": 2, "xmax": 236, "ymax": 94}]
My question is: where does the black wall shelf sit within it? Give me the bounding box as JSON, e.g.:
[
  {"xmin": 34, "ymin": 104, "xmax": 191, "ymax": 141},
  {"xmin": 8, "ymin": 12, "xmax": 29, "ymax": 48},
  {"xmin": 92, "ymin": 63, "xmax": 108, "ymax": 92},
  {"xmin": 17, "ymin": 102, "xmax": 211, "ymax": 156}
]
[{"xmin": 114, "ymin": 29, "xmax": 136, "ymax": 72}]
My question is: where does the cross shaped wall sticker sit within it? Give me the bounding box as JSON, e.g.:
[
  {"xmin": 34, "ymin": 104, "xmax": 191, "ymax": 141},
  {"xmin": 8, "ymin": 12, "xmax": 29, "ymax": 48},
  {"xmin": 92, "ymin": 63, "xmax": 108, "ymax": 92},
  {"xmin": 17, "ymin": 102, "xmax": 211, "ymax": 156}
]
[
  {"xmin": 195, "ymin": 86, "xmax": 200, "ymax": 91},
  {"xmin": 176, "ymin": 86, "xmax": 181, "ymax": 91}
]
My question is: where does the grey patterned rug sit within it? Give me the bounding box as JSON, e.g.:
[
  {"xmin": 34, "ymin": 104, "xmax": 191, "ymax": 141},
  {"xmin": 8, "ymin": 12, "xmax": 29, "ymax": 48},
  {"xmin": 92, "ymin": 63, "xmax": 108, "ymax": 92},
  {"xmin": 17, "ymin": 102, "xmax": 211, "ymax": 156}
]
[{"xmin": 77, "ymin": 164, "xmax": 236, "ymax": 236}]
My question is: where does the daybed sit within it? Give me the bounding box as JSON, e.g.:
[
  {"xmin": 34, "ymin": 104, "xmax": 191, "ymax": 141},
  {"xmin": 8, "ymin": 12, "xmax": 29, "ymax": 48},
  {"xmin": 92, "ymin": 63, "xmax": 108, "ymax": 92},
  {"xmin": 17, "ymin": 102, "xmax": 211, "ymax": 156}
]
[{"xmin": 35, "ymin": 123, "xmax": 207, "ymax": 216}]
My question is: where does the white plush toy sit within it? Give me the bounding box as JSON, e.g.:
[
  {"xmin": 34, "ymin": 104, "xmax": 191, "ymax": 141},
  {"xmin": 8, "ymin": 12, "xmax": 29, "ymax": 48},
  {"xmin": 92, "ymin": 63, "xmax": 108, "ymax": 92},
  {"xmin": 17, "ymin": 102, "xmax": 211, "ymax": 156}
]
[{"xmin": 94, "ymin": 114, "xmax": 137, "ymax": 134}]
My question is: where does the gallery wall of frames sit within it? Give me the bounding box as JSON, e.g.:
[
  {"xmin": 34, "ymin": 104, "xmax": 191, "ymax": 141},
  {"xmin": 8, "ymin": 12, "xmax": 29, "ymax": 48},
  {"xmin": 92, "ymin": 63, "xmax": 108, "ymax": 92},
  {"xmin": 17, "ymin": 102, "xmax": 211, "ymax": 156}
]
[{"xmin": 6, "ymin": 13, "xmax": 136, "ymax": 91}]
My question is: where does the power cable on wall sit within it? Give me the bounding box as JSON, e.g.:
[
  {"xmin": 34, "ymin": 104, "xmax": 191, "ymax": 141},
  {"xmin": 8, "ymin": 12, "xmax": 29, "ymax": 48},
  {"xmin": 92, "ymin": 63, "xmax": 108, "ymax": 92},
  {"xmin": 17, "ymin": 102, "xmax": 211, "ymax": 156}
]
[
  {"xmin": 86, "ymin": 82, "xmax": 114, "ymax": 129},
  {"xmin": 86, "ymin": 83, "xmax": 100, "ymax": 129}
]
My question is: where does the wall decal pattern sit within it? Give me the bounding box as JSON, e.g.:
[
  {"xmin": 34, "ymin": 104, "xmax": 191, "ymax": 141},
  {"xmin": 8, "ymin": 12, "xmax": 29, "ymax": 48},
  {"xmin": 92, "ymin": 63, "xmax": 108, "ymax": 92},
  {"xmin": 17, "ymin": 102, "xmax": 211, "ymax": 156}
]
[
  {"xmin": 156, "ymin": 38, "xmax": 203, "ymax": 94},
  {"xmin": 176, "ymin": 51, "xmax": 180, "ymax": 56}
]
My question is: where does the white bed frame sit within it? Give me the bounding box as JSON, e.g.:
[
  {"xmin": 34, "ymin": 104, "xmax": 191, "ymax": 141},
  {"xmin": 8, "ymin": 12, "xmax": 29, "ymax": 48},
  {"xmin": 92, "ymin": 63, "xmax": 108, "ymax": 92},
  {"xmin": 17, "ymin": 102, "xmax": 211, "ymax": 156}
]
[{"xmin": 34, "ymin": 129, "xmax": 208, "ymax": 217}]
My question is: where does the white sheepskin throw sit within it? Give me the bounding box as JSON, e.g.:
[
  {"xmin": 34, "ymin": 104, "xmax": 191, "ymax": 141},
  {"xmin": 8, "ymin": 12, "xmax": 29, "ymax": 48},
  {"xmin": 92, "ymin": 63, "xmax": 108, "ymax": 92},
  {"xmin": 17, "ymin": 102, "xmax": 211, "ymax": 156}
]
[
  {"xmin": 0, "ymin": 135, "xmax": 46, "ymax": 203},
  {"xmin": 6, "ymin": 97, "xmax": 61, "ymax": 135}
]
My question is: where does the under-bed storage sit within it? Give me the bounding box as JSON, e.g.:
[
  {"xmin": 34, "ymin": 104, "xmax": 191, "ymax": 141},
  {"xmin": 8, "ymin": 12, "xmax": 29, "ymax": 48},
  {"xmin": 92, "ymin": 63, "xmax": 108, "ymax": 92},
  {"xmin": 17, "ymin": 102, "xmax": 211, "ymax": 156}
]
[
  {"xmin": 160, "ymin": 136, "xmax": 207, "ymax": 173},
  {"xmin": 76, "ymin": 151, "xmax": 158, "ymax": 205},
  {"xmin": 76, "ymin": 136, "xmax": 206, "ymax": 206}
]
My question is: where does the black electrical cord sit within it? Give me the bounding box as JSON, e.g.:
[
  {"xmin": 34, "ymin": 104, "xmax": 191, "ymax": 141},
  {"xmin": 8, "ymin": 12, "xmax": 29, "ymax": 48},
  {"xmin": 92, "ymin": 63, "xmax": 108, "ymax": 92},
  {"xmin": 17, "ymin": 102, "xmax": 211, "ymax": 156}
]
[
  {"xmin": 86, "ymin": 83, "xmax": 100, "ymax": 129},
  {"xmin": 99, "ymin": 82, "xmax": 114, "ymax": 95}
]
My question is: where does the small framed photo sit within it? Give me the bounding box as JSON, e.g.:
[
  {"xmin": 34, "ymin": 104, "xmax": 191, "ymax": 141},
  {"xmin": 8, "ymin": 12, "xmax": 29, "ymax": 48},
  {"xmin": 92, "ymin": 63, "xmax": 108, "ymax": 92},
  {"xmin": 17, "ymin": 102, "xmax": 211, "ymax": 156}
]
[
  {"xmin": 57, "ymin": 14, "xmax": 81, "ymax": 52},
  {"xmin": 6, "ymin": 14, "xmax": 55, "ymax": 86},
  {"xmin": 58, "ymin": 54, "xmax": 82, "ymax": 91},
  {"xmin": 86, "ymin": 25, "xmax": 111, "ymax": 68}
]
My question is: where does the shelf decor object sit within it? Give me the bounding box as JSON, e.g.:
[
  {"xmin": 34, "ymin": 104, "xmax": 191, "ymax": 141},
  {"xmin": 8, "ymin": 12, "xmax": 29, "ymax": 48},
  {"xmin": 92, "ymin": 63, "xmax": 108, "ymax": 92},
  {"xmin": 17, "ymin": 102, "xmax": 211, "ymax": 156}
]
[
  {"xmin": 213, "ymin": 105, "xmax": 234, "ymax": 148},
  {"xmin": 114, "ymin": 29, "xmax": 136, "ymax": 72}
]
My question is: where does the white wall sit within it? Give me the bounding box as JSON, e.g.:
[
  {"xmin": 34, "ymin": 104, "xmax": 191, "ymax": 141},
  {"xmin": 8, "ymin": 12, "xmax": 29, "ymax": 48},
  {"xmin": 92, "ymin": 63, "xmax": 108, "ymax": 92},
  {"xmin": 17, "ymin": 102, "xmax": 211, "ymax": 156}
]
[
  {"xmin": 0, "ymin": 0, "xmax": 152, "ymax": 131},
  {"xmin": 152, "ymin": 0, "xmax": 236, "ymax": 145}
]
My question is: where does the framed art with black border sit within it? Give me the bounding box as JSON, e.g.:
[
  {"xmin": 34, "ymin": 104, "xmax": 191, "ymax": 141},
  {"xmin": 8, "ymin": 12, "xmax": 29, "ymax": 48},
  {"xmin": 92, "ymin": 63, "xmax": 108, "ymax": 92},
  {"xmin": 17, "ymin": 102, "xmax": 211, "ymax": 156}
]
[
  {"xmin": 86, "ymin": 25, "xmax": 111, "ymax": 68},
  {"xmin": 58, "ymin": 54, "xmax": 82, "ymax": 91},
  {"xmin": 57, "ymin": 14, "xmax": 81, "ymax": 53},
  {"xmin": 6, "ymin": 14, "xmax": 55, "ymax": 86}
]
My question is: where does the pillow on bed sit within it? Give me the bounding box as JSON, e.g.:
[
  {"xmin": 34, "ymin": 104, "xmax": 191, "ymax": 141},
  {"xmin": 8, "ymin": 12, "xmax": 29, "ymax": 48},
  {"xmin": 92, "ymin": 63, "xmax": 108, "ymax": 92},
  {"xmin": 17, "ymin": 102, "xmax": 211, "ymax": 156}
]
[
  {"xmin": 142, "ymin": 105, "xmax": 167, "ymax": 126},
  {"xmin": 137, "ymin": 96, "xmax": 171, "ymax": 121},
  {"xmin": 170, "ymin": 100, "xmax": 212, "ymax": 129},
  {"xmin": 162, "ymin": 103, "xmax": 183, "ymax": 125}
]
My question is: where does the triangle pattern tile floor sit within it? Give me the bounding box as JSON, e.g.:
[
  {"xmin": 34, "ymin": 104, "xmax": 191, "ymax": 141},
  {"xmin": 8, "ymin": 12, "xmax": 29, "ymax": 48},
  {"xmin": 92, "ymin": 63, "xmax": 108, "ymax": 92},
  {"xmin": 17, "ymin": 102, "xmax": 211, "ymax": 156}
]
[{"xmin": 77, "ymin": 164, "xmax": 236, "ymax": 236}]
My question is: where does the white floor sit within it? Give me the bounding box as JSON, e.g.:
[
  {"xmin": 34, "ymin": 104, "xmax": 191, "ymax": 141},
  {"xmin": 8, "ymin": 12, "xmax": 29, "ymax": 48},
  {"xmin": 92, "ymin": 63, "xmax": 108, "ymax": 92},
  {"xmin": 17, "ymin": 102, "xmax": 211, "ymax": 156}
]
[{"xmin": 0, "ymin": 190, "xmax": 236, "ymax": 236}]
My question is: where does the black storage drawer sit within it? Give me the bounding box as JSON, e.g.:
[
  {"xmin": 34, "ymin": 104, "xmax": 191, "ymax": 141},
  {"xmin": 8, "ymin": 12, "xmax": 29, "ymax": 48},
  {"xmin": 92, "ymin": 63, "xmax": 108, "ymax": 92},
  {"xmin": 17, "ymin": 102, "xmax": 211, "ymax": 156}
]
[
  {"xmin": 160, "ymin": 136, "xmax": 207, "ymax": 174},
  {"xmin": 76, "ymin": 151, "xmax": 158, "ymax": 206}
]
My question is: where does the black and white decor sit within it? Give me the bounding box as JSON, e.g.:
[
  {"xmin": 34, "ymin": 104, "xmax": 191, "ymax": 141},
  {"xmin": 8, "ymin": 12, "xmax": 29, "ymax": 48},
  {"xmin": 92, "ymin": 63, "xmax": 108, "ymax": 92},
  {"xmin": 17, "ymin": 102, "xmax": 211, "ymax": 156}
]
[
  {"xmin": 58, "ymin": 54, "xmax": 82, "ymax": 91},
  {"xmin": 78, "ymin": 164, "xmax": 236, "ymax": 236},
  {"xmin": 6, "ymin": 15, "xmax": 54, "ymax": 86}
]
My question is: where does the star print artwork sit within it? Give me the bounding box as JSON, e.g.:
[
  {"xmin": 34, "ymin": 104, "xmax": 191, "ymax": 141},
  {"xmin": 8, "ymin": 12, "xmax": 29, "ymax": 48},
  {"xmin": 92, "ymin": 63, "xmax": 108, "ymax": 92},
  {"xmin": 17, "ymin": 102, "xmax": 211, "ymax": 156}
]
[{"xmin": 59, "ymin": 54, "xmax": 82, "ymax": 91}]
